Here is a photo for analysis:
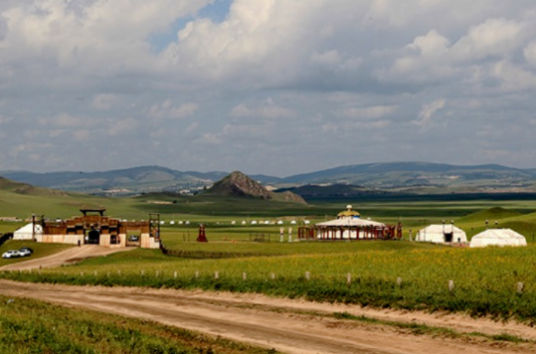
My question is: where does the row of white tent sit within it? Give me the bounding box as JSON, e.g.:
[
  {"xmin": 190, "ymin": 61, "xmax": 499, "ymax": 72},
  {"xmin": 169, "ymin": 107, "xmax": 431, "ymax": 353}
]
[
  {"xmin": 158, "ymin": 220, "xmax": 307, "ymax": 226},
  {"xmin": 415, "ymin": 224, "xmax": 527, "ymax": 248}
]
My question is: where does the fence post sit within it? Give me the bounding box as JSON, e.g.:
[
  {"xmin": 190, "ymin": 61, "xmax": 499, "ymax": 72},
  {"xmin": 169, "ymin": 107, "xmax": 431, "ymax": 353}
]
[
  {"xmin": 517, "ymin": 282, "xmax": 524, "ymax": 294},
  {"xmin": 270, "ymin": 272, "xmax": 275, "ymax": 280},
  {"xmin": 215, "ymin": 271, "xmax": 219, "ymax": 280},
  {"xmin": 174, "ymin": 271, "xmax": 177, "ymax": 279},
  {"xmin": 195, "ymin": 271, "xmax": 199, "ymax": 278},
  {"xmin": 448, "ymin": 280, "xmax": 454, "ymax": 292},
  {"xmin": 346, "ymin": 273, "xmax": 352, "ymax": 285},
  {"xmin": 94, "ymin": 271, "xmax": 98, "ymax": 277},
  {"xmin": 243, "ymin": 272, "xmax": 247, "ymax": 281},
  {"xmin": 305, "ymin": 271, "xmax": 310, "ymax": 280},
  {"xmin": 396, "ymin": 277, "xmax": 402, "ymax": 287}
]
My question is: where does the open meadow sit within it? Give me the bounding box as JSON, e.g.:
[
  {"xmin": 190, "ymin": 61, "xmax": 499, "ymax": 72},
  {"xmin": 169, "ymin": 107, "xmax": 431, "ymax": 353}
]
[{"xmin": 2, "ymin": 192, "xmax": 536, "ymax": 347}]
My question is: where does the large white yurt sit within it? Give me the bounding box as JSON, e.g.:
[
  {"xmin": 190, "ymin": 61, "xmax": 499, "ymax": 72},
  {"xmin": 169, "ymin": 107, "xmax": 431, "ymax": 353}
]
[
  {"xmin": 315, "ymin": 205, "xmax": 387, "ymax": 240},
  {"xmin": 13, "ymin": 223, "xmax": 43, "ymax": 240},
  {"xmin": 415, "ymin": 224, "xmax": 467, "ymax": 243},
  {"xmin": 470, "ymin": 229, "xmax": 527, "ymax": 248}
]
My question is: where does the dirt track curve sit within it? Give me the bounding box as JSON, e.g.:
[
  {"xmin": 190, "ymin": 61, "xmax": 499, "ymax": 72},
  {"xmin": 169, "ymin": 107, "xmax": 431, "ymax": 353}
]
[
  {"xmin": 1, "ymin": 280, "xmax": 535, "ymax": 354},
  {"xmin": 0, "ymin": 245, "xmax": 131, "ymax": 271}
]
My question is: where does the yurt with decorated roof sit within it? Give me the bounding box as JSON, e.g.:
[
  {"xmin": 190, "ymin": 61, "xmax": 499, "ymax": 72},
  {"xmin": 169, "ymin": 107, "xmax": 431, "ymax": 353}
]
[{"xmin": 299, "ymin": 205, "xmax": 401, "ymax": 241}]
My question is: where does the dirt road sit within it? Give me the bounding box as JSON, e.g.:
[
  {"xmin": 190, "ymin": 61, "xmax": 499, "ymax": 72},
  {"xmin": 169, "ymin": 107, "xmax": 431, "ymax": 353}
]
[
  {"xmin": 0, "ymin": 280, "xmax": 534, "ymax": 354},
  {"xmin": 0, "ymin": 245, "xmax": 131, "ymax": 271}
]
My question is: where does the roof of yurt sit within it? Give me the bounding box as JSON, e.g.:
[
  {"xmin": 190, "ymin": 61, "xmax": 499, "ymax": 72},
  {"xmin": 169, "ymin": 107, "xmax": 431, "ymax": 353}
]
[{"xmin": 469, "ymin": 229, "xmax": 527, "ymax": 248}]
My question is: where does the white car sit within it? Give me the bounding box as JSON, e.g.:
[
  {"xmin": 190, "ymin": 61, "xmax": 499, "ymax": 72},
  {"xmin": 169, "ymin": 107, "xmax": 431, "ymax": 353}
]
[{"xmin": 2, "ymin": 250, "xmax": 21, "ymax": 259}]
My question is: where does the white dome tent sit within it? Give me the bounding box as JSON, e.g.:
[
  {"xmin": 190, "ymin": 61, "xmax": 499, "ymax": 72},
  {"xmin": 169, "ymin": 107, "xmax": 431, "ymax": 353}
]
[
  {"xmin": 415, "ymin": 224, "xmax": 467, "ymax": 244},
  {"xmin": 13, "ymin": 223, "xmax": 43, "ymax": 240},
  {"xmin": 309, "ymin": 205, "xmax": 399, "ymax": 241},
  {"xmin": 470, "ymin": 229, "xmax": 527, "ymax": 248}
]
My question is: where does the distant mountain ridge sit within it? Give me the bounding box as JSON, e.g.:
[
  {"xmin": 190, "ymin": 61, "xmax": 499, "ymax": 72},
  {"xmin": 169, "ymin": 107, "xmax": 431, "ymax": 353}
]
[
  {"xmin": 0, "ymin": 176, "xmax": 68, "ymax": 196},
  {"xmin": 2, "ymin": 162, "xmax": 536, "ymax": 195}
]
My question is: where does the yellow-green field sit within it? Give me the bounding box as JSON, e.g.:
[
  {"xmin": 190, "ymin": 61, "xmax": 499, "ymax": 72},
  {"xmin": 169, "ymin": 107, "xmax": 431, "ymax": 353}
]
[
  {"xmin": 2, "ymin": 190, "xmax": 536, "ymax": 324},
  {"xmin": 3, "ymin": 242, "xmax": 536, "ymax": 323}
]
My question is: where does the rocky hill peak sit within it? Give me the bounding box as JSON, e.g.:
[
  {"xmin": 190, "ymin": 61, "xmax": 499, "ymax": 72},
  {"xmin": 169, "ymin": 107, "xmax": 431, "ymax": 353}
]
[{"xmin": 206, "ymin": 171, "xmax": 306, "ymax": 204}]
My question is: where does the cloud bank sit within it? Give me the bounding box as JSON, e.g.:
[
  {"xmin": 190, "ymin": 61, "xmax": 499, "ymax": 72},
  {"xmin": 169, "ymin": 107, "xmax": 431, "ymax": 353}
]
[{"xmin": 1, "ymin": 0, "xmax": 535, "ymax": 176}]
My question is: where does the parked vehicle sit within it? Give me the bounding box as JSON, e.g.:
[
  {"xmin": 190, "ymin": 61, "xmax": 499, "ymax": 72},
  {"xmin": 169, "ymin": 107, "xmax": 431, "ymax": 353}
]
[
  {"xmin": 19, "ymin": 247, "xmax": 33, "ymax": 257},
  {"xmin": 2, "ymin": 250, "xmax": 21, "ymax": 259}
]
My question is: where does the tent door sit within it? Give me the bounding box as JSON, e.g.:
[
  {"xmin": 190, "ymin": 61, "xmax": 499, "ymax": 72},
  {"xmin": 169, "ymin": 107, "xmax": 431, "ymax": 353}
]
[{"xmin": 444, "ymin": 232, "xmax": 453, "ymax": 243}]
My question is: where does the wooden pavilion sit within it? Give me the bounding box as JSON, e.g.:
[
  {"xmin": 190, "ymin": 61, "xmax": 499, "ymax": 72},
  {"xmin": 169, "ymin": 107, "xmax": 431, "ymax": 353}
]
[
  {"xmin": 32, "ymin": 209, "xmax": 161, "ymax": 249},
  {"xmin": 298, "ymin": 205, "xmax": 402, "ymax": 241}
]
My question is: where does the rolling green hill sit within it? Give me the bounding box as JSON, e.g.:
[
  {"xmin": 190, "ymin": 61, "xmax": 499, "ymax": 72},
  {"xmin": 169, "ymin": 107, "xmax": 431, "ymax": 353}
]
[{"xmin": 457, "ymin": 207, "xmax": 524, "ymax": 223}]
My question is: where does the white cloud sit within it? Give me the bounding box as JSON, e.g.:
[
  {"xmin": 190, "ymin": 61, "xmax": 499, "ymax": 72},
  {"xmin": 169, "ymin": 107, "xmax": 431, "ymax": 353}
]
[
  {"xmin": 107, "ymin": 117, "xmax": 139, "ymax": 136},
  {"xmin": 311, "ymin": 50, "xmax": 341, "ymax": 66},
  {"xmin": 412, "ymin": 99, "xmax": 447, "ymax": 128},
  {"xmin": 199, "ymin": 132, "xmax": 222, "ymax": 145},
  {"xmin": 450, "ymin": 18, "xmax": 525, "ymax": 62},
  {"xmin": 524, "ymin": 42, "xmax": 536, "ymax": 66},
  {"xmin": 148, "ymin": 101, "xmax": 199, "ymax": 120},
  {"xmin": 0, "ymin": 1, "xmax": 211, "ymax": 77},
  {"xmin": 231, "ymin": 99, "xmax": 294, "ymax": 119},
  {"xmin": 408, "ymin": 30, "xmax": 450, "ymax": 57},
  {"xmin": 92, "ymin": 94, "xmax": 122, "ymax": 111},
  {"xmin": 1, "ymin": 1, "xmax": 536, "ymax": 174},
  {"xmin": 343, "ymin": 106, "xmax": 396, "ymax": 119}
]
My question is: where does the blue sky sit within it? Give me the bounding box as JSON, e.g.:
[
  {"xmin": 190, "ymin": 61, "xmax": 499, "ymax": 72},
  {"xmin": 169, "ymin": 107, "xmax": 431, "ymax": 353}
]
[
  {"xmin": 0, "ymin": 0, "xmax": 536, "ymax": 177},
  {"xmin": 150, "ymin": 0, "xmax": 232, "ymax": 53}
]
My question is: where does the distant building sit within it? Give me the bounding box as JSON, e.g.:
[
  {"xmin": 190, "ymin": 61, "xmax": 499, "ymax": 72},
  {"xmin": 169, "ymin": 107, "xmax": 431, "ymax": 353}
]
[
  {"xmin": 33, "ymin": 208, "xmax": 160, "ymax": 249},
  {"xmin": 0, "ymin": 217, "xmax": 21, "ymax": 222},
  {"xmin": 299, "ymin": 205, "xmax": 402, "ymax": 241}
]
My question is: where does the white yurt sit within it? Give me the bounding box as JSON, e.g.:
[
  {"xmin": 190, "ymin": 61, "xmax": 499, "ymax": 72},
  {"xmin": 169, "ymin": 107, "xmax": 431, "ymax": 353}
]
[
  {"xmin": 315, "ymin": 205, "xmax": 387, "ymax": 240},
  {"xmin": 13, "ymin": 223, "xmax": 43, "ymax": 240},
  {"xmin": 415, "ymin": 224, "xmax": 467, "ymax": 244},
  {"xmin": 470, "ymin": 229, "xmax": 527, "ymax": 248}
]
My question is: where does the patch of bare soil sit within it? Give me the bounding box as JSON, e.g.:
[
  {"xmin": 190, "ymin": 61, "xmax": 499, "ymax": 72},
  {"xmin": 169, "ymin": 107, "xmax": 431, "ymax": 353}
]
[{"xmin": 0, "ymin": 280, "xmax": 534, "ymax": 354}]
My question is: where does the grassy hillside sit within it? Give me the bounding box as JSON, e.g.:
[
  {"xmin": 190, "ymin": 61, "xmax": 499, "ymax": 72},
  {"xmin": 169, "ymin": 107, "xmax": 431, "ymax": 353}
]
[{"xmin": 458, "ymin": 207, "xmax": 524, "ymax": 223}]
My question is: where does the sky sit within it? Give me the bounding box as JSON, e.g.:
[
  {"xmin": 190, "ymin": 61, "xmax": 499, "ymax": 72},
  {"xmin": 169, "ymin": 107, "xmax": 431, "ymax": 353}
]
[{"xmin": 1, "ymin": 0, "xmax": 536, "ymax": 177}]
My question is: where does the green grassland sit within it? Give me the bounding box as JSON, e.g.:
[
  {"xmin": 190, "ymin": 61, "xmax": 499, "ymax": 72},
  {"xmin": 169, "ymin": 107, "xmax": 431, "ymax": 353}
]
[
  {"xmin": 4, "ymin": 243, "xmax": 536, "ymax": 324},
  {"xmin": 3, "ymin": 185, "xmax": 536, "ymax": 324},
  {"xmin": 0, "ymin": 295, "xmax": 278, "ymax": 354}
]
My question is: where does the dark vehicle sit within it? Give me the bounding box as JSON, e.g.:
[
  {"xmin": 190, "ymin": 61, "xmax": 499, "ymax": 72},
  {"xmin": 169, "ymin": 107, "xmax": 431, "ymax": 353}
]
[{"xmin": 19, "ymin": 247, "xmax": 33, "ymax": 257}]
